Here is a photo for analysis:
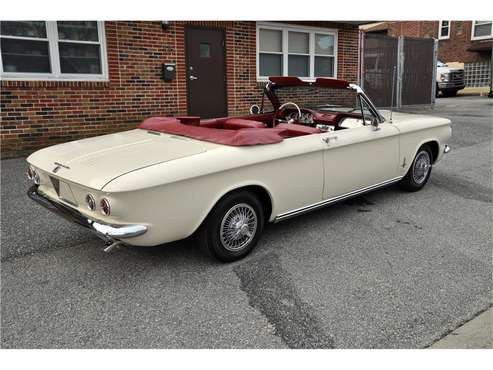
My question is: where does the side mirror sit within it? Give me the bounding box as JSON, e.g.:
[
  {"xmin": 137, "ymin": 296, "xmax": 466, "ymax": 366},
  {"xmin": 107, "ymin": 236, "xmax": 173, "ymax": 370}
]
[{"xmin": 249, "ymin": 104, "xmax": 260, "ymax": 114}]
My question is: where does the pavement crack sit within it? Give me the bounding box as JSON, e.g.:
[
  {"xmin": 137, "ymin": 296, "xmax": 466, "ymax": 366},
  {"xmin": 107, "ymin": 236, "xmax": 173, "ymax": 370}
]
[{"xmin": 234, "ymin": 253, "xmax": 334, "ymax": 349}]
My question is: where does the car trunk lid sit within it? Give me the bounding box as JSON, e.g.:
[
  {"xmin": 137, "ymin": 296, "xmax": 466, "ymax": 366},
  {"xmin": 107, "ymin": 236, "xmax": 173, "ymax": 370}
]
[{"xmin": 28, "ymin": 129, "xmax": 218, "ymax": 190}]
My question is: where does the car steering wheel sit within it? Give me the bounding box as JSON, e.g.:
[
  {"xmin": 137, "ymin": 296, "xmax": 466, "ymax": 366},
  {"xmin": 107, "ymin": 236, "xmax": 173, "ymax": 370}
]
[{"xmin": 273, "ymin": 102, "xmax": 302, "ymax": 127}]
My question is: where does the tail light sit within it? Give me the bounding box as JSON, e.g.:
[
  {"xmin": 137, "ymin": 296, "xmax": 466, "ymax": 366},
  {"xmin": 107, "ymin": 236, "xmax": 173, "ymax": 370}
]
[
  {"xmin": 28, "ymin": 166, "xmax": 40, "ymax": 185},
  {"xmin": 100, "ymin": 198, "xmax": 111, "ymax": 216},
  {"xmin": 85, "ymin": 194, "xmax": 96, "ymax": 211},
  {"xmin": 27, "ymin": 166, "xmax": 34, "ymax": 180}
]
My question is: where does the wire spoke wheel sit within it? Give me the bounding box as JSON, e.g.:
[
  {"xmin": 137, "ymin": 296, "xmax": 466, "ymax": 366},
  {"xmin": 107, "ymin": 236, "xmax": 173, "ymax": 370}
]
[
  {"xmin": 412, "ymin": 150, "xmax": 431, "ymax": 185},
  {"xmin": 219, "ymin": 203, "xmax": 258, "ymax": 252}
]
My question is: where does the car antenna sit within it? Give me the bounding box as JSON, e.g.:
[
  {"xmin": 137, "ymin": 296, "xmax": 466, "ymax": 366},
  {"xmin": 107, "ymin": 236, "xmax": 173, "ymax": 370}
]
[{"xmin": 389, "ymin": 66, "xmax": 397, "ymax": 123}]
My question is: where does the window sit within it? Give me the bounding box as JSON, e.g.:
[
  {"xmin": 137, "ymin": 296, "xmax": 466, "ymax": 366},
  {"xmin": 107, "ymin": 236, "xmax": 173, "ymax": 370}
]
[
  {"xmin": 471, "ymin": 20, "xmax": 493, "ymax": 40},
  {"xmin": 257, "ymin": 23, "xmax": 337, "ymax": 80},
  {"xmin": 0, "ymin": 21, "xmax": 108, "ymax": 80},
  {"xmin": 438, "ymin": 21, "xmax": 450, "ymax": 40}
]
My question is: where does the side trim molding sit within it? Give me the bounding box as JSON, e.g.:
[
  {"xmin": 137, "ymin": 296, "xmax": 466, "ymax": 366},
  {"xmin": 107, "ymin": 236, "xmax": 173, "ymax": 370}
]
[{"xmin": 274, "ymin": 176, "xmax": 403, "ymax": 222}]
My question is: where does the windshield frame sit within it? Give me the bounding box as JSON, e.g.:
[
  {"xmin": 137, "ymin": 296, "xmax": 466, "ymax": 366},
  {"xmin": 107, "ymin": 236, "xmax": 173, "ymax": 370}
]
[{"xmin": 263, "ymin": 80, "xmax": 385, "ymax": 124}]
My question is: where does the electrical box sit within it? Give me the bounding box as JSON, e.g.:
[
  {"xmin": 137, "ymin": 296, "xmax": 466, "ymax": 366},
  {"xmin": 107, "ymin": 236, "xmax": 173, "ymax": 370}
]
[{"xmin": 162, "ymin": 63, "xmax": 176, "ymax": 81}]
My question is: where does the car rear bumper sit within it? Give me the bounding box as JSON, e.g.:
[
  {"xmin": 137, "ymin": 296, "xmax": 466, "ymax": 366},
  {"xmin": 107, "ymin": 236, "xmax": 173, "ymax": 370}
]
[{"xmin": 27, "ymin": 185, "xmax": 147, "ymax": 241}]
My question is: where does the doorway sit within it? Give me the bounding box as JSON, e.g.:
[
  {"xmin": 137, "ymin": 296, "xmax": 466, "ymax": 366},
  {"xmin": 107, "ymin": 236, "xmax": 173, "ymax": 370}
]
[{"xmin": 185, "ymin": 27, "xmax": 227, "ymax": 118}]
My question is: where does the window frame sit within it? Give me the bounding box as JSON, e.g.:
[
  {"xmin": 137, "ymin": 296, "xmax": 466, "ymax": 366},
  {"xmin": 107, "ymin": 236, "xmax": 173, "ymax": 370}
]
[
  {"xmin": 438, "ymin": 21, "xmax": 450, "ymax": 40},
  {"xmin": 471, "ymin": 20, "xmax": 493, "ymax": 41},
  {"xmin": 0, "ymin": 21, "xmax": 108, "ymax": 81},
  {"xmin": 256, "ymin": 22, "xmax": 338, "ymax": 82}
]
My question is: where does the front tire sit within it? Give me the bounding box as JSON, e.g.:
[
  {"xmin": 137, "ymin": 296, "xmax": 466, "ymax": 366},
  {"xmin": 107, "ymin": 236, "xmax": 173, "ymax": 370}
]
[
  {"xmin": 399, "ymin": 145, "xmax": 433, "ymax": 192},
  {"xmin": 198, "ymin": 190, "xmax": 264, "ymax": 262}
]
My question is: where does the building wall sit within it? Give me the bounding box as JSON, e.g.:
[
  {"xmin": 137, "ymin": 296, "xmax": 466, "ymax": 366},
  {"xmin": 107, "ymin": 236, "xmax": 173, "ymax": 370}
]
[
  {"xmin": 0, "ymin": 21, "xmax": 359, "ymax": 157},
  {"xmin": 387, "ymin": 21, "xmax": 492, "ymax": 63}
]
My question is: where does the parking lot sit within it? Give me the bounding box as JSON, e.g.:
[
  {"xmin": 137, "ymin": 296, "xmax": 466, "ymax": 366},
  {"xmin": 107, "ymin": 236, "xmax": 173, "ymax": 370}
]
[{"xmin": 1, "ymin": 96, "xmax": 492, "ymax": 348}]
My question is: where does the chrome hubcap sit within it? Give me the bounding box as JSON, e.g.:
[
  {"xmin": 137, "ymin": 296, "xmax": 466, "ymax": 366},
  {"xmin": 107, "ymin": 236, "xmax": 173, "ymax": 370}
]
[
  {"xmin": 412, "ymin": 151, "xmax": 431, "ymax": 184},
  {"xmin": 220, "ymin": 203, "xmax": 258, "ymax": 251}
]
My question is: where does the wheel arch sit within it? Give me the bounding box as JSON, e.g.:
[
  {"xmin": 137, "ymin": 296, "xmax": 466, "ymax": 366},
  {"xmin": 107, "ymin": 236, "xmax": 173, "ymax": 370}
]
[
  {"xmin": 193, "ymin": 182, "xmax": 275, "ymax": 235},
  {"xmin": 418, "ymin": 140, "xmax": 440, "ymax": 163}
]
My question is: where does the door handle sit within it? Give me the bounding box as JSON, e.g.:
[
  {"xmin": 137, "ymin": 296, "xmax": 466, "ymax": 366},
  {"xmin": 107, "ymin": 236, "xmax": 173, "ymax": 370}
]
[
  {"xmin": 322, "ymin": 136, "xmax": 338, "ymax": 145},
  {"xmin": 189, "ymin": 75, "xmax": 198, "ymax": 80}
]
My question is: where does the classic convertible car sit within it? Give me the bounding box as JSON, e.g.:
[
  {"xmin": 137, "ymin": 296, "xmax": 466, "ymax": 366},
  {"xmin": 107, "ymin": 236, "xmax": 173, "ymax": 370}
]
[{"xmin": 27, "ymin": 76, "xmax": 451, "ymax": 261}]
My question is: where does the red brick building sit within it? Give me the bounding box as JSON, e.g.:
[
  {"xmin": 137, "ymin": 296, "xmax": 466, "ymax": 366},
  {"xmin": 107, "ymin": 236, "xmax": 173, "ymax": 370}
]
[
  {"xmin": 0, "ymin": 21, "xmax": 361, "ymax": 157},
  {"xmin": 362, "ymin": 21, "xmax": 493, "ymax": 88}
]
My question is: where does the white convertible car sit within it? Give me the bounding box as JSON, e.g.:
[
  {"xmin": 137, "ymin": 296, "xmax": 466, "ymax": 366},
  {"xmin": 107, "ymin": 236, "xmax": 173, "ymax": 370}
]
[{"xmin": 27, "ymin": 77, "xmax": 451, "ymax": 261}]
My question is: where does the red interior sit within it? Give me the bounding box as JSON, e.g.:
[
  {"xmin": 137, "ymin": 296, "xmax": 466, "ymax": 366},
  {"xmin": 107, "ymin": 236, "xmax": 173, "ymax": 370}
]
[
  {"xmin": 139, "ymin": 117, "xmax": 288, "ymax": 146},
  {"xmin": 138, "ymin": 106, "xmax": 361, "ymax": 146}
]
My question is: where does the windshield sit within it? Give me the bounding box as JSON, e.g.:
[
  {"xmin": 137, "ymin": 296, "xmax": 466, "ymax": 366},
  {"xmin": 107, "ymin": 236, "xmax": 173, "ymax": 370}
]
[{"xmin": 268, "ymin": 86, "xmax": 360, "ymax": 113}]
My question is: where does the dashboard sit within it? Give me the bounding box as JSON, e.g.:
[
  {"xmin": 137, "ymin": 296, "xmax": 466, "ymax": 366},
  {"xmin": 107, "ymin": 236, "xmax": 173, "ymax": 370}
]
[
  {"xmin": 285, "ymin": 110, "xmax": 314, "ymax": 125},
  {"xmin": 280, "ymin": 107, "xmax": 368, "ymax": 131}
]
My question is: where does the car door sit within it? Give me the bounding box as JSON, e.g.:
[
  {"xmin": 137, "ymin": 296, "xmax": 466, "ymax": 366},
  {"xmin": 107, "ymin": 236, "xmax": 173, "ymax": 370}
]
[{"xmin": 322, "ymin": 122, "xmax": 400, "ymax": 200}]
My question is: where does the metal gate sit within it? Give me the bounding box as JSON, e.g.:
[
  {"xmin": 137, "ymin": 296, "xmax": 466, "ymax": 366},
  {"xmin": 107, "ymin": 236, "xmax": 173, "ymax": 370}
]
[{"xmin": 360, "ymin": 33, "xmax": 437, "ymax": 108}]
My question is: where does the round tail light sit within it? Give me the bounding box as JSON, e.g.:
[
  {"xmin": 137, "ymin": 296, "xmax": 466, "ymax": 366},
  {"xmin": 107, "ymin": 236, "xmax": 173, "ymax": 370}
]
[
  {"xmin": 27, "ymin": 166, "xmax": 34, "ymax": 180},
  {"xmin": 100, "ymin": 198, "xmax": 111, "ymax": 216},
  {"xmin": 32, "ymin": 167, "xmax": 40, "ymax": 185},
  {"xmin": 85, "ymin": 194, "xmax": 96, "ymax": 211}
]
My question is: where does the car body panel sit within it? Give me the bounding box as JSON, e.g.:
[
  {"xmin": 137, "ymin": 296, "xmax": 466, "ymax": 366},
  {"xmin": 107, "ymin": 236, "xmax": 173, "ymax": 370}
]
[
  {"xmin": 27, "ymin": 129, "xmax": 219, "ymax": 190},
  {"xmin": 322, "ymin": 122, "xmax": 400, "ymax": 198}
]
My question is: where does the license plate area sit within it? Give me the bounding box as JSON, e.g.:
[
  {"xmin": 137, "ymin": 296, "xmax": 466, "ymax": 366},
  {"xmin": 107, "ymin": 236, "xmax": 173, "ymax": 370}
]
[{"xmin": 49, "ymin": 177, "xmax": 78, "ymax": 206}]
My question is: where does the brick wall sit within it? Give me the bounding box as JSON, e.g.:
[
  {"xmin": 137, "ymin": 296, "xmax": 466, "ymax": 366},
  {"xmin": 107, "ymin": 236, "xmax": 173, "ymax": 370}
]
[
  {"xmin": 0, "ymin": 21, "xmax": 359, "ymax": 158},
  {"xmin": 387, "ymin": 21, "xmax": 492, "ymax": 64}
]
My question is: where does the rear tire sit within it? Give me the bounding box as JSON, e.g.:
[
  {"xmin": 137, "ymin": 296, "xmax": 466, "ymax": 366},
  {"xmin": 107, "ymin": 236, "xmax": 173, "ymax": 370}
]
[
  {"xmin": 198, "ymin": 190, "xmax": 264, "ymax": 262},
  {"xmin": 399, "ymin": 144, "xmax": 433, "ymax": 192}
]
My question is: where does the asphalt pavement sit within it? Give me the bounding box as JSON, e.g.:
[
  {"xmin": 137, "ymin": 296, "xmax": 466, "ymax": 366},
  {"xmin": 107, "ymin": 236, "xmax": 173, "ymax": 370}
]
[{"xmin": 1, "ymin": 96, "xmax": 492, "ymax": 348}]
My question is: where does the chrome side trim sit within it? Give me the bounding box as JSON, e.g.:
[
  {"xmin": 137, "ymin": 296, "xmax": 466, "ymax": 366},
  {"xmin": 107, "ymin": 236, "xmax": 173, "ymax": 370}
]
[{"xmin": 274, "ymin": 177, "xmax": 403, "ymax": 222}]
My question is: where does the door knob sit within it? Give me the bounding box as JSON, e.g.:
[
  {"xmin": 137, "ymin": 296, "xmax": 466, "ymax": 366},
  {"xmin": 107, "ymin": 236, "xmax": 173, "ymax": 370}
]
[{"xmin": 189, "ymin": 75, "xmax": 198, "ymax": 80}]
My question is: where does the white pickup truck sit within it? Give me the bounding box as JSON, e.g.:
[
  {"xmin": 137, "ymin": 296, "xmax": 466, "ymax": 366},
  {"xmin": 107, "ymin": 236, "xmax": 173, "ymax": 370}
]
[{"xmin": 436, "ymin": 60, "xmax": 465, "ymax": 97}]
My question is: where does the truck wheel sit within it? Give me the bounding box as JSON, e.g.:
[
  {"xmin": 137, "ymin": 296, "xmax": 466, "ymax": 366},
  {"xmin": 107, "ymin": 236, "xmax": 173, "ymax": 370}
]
[
  {"xmin": 442, "ymin": 89, "xmax": 457, "ymax": 97},
  {"xmin": 399, "ymin": 144, "xmax": 433, "ymax": 192},
  {"xmin": 198, "ymin": 190, "xmax": 264, "ymax": 262}
]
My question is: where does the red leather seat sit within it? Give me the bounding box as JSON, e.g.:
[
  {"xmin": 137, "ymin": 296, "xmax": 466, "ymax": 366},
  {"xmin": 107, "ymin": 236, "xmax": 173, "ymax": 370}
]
[
  {"xmin": 199, "ymin": 119, "xmax": 221, "ymax": 128},
  {"xmin": 199, "ymin": 118, "xmax": 265, "ymax": 130},
  {"xmin": 223, "ymin": 119, "xmax": 265, "ymax": 129},
  {"xmin": 276, "ymin": 123, "xmax": 321, "ymax": 137}
]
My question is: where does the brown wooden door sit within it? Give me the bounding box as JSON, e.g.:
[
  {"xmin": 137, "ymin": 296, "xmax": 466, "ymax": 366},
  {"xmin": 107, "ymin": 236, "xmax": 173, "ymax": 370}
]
[{"xmin": 185, "ymin": 27, "xmax": 227, "ymax": 118}]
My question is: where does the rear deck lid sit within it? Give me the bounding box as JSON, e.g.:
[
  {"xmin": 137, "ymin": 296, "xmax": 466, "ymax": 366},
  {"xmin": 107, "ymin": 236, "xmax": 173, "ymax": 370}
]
[{"xmin": 28, "ymin": 129, "xmax": 217, "ymax": 190}]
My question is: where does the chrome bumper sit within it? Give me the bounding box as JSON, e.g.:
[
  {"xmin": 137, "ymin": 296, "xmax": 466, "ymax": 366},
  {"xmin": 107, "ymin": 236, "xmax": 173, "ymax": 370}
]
[{"xmin": 27, "ymin": 186, "xmax": 147, "ymax": 241}]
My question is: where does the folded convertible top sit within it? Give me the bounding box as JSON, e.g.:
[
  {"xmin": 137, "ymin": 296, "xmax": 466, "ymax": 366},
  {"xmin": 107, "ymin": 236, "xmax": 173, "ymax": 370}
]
[{"xmin": 139, "ymin": 117, "xmax": 287, "ymax": 146}]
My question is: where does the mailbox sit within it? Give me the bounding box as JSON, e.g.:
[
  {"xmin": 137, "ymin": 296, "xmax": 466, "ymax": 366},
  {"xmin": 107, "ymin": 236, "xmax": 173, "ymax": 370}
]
[{"xmin": 162, "ymin": 63, "xmax": 176, "ymax": 81}]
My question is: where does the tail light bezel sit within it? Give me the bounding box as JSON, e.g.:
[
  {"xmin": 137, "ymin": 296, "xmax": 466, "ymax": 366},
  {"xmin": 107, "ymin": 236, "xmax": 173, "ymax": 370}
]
[
  {"xmin": 100, "ymin": 198, "xmax": 111, "ymax": 216},
  {"xmin": 85, "ymin": 194, "xmax": 96, "ymax": 211},
  {"xmin": 29, "ymin": 166, "xmax": 40, "ymax": 185}
]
